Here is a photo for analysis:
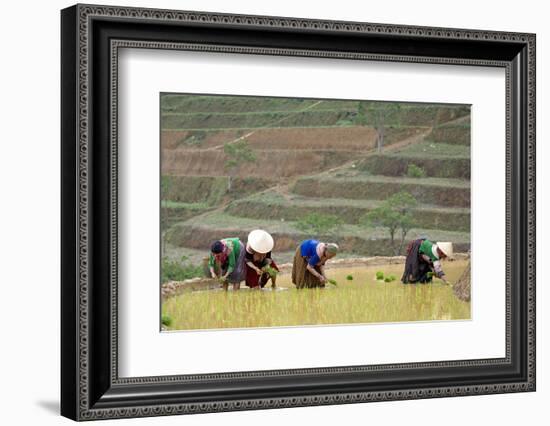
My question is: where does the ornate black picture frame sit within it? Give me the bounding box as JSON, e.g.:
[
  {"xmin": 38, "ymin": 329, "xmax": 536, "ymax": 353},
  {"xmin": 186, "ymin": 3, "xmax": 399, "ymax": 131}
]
[{"xmin": 61, "ymin": 4, "xmax": 536, "ymax": 421}]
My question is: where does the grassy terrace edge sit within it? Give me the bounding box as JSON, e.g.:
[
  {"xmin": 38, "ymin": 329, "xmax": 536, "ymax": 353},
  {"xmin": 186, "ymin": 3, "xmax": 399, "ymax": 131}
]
[
  {"xmin": 166, "ymin": 212, "xmax": 470, "ymax": 256},
  {"xmin": 171, "ymin": 211, "xmax": 470, "ymax": 242}
]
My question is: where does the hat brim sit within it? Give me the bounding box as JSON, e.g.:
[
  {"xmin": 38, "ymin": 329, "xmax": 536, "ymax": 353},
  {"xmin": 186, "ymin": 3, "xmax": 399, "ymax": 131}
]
[{"xmin": 248, "ymin": 230, "xmax": 274, "ymax": 253}]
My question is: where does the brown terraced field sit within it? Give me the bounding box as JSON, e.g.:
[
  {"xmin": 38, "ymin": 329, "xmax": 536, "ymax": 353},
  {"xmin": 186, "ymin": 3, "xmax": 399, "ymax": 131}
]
[
  {"xmin": 162, "ymin": 148, "xmax": 361, "ymax": 177},
  {"xmin": 161, "ymin": 125, "xmax": 426, "ymax": 151},
  {"xmin": 160, "ymin": 94, "xmax": 471, "ymax": 263}
]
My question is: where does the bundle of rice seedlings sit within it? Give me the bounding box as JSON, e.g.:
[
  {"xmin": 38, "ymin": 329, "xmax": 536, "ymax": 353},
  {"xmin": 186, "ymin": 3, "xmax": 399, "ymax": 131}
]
[
  {"xmin": 161, "ymin": 314, "xmax": 173, "ymax": 327},
  {"xmin": 262, "ymin": 265, "xmax": 279, "ymax": 278}
]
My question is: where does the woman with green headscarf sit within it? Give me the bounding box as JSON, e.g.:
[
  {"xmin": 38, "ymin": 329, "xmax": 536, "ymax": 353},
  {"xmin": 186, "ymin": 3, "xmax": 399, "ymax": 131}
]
[{"xmin": 291, "ymin": 239, "xmax": 339, "ymax": 288}]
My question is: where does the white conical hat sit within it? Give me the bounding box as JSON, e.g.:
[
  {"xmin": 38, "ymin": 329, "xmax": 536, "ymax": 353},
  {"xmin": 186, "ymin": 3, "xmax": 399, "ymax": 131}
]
[
  {"xmin": 436, "ymin": 242, "xmax": 454, "ymax": 259},
  {"xmin": 247, "ymin": 229, "xmax": 274, "ymax": 254}
]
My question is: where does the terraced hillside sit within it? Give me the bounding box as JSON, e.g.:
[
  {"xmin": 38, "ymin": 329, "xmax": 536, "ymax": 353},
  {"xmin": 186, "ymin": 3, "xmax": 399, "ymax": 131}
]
[{"xmin": 161, "ymin": 94, "xmax": 471, "ymax": 261}]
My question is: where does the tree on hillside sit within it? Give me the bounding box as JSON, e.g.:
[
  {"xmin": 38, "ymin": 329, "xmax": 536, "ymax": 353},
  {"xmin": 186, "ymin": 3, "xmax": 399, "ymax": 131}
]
[
  {"xmin": 363, "ymin": 191, "xmax": 417, "ymax": 255},
  {"xmin": 223, "ymin": 140, "xmax": 256, "ymax": 191},
  {"xmin": 356, "ymin": 101, "xmax": 402, "ymax": 152},
  {"xmin": 296, "ymin": 213, "xmax": 342, "ymax": 236}
]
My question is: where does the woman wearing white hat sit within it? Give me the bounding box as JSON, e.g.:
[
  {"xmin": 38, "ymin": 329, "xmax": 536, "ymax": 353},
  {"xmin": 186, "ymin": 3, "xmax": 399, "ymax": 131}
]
[
  {"xmin": 401, "ymin": 238, "xmax": 452, "ymax": 284},
  {"xmin": 245, "ymin": 229, "xmax": 279, "ymax": 289}
]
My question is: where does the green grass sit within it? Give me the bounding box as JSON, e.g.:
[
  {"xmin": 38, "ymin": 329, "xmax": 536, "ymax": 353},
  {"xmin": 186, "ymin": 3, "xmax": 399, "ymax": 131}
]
[
  {"xmin": 161, "ymin": 314, "xmax": 173, "ymax": 327},
  {"xmin": 162, "ymin": 108, "xmax": 358, "ymax": 116},
  {"xmin": 318, "ymin": 173, "xmax": 471, "ymax": 188},
  {"xmin": 391, "ymin": 142, "xmax": 470, "ymax": 158},
  {"xmin": 225, "ymin": 192, "xmax": 471, "ymax": 231},
  {"xmin": 161, "ymin": 109, "xmax": 358, "ymax": 130},
  {"xmin": 161, "ymin": 105, "xmax": 463, "ymax": 117},
  {"xmin": 160, "ymin": 94, "xmax": 465, "ymax": 115},
  {"xmin": 161, "ymin": 201, "xmax": 214, "ymax": 226},
  {"xmin": 161, "ymin": 256, "xmax": 204, "ymax": 284},
  {"xmin": 164, "ymin": 245, "xmax": 218, "ymax": 265},
  {"xmin": 161, "ymin": 95, "xmax": 319, "ymax": 114},
  {"xmin": 406, "ymin": 164, "xmax": 427, "ymax": 178},
  {"xmin": 161, "ymin": 124, "xmax": 431, "ymax": 131},
  {"xmin": 160, "ymin": 94, "xmax": 469, "ymax": 130},
  {"xmin": 179, "ymin": 211, "xmax": 471, "ymax": 243},
  {"xmin": 161, "ymin": 200, "xmax": 210, "ymax": 209},
  {"xmin": 161, "ymin": 175, "xmax": 276, "ymax": 206},
  {"xmin": 235, "ymin": 191, "xmax": 470, "ymax": 214},
  {"xmin": 162, "ymin": 261, "xmax": 471, "ymax": 330},
  {"xmin": 167, "ymin": 211, "xmax": 470, "ymax": 257},
  {"xmin": 291, "ymin": 175, "xmax": 471, "ymax": 208}
]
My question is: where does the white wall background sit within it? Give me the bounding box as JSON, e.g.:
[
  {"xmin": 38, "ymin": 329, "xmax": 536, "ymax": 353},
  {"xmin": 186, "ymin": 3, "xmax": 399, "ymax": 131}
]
[{"xmin": 0, "ymin": 0, "xmax": 546, "ymax": 424}]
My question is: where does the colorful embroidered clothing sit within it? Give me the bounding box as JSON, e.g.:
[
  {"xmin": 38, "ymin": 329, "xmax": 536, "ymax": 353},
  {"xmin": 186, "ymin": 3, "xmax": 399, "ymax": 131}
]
[
  {"xmin": 245, "ymin": 258, "xmax": 279, "ymax": 288},
  {"xmin": 244, "ymin": 245, "xmax": 278, "ymax": 288},
  {"xmin": 292, "ymin": 246, "xmax": 325, "ymax": 289},
  {"xmin": 402, "ymin": 238, "xmax": 445, "ymax": 283},
  {"xmin": 208, "ymin": 237, "xmax": 241, "ymax": 275},
  {"xmin": 300, "ymin": 239, "xmax": 323, "ymax": 267},
  {"xmin": 419, "ymin": 239, "xmax": 439, "ymax": 262},
  {"xmin": 418, "ymin": 239, "xmax": 444, "ymax": 277}
]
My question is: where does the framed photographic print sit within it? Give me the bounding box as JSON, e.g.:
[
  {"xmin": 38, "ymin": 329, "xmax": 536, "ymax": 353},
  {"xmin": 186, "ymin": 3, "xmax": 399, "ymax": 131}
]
[{"xmin": 61, "ymin": 3, "xmax": 536, "ymax": 421}]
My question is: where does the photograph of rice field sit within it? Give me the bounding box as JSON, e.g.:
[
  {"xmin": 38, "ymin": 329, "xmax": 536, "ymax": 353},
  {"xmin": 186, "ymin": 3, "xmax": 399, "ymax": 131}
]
[{"xmin": 160, "ymin": 93, "xmax": 471, "ymax": 331}]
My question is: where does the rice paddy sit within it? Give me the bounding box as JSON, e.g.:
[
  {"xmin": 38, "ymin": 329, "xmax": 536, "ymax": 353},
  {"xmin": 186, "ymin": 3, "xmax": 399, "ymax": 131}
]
[
  {"xmin": 160, "ymin": 95, "xmax": 472, "ymax": 332},
  {"xmin": 161, "ymin": 260, "xmax": 470, "ymax": 331}
]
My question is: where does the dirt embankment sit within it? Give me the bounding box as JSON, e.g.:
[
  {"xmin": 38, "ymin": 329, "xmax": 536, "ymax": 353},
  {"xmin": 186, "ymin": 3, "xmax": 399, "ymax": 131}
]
[
  {"xmin": 292, "ymin": 178, "xmax": 471, "ymax": 208},
  {"xmin": 358, "ymin": 155, "xmax": 470, "ymax": 179},
  {"xmin": 434, "ymin": 107, "xmax": 470, "ymax": 126},
  {"xmin": 427, "ymin": 126, "xmax": 471, "ymax": 145},
  {"xmin": 162, "ymin": 175, "xmax": 276, "ymax": 204},
  {"xmin": 162, "ymin": 149, "xmax": 358, "ymax": 178}
]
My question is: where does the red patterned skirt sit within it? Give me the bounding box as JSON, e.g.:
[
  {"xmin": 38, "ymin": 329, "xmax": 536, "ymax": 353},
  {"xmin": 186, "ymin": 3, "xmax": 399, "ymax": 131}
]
[{"xmin": 245, "ymin": 260, "xmax": 279, "ymax": 288}]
